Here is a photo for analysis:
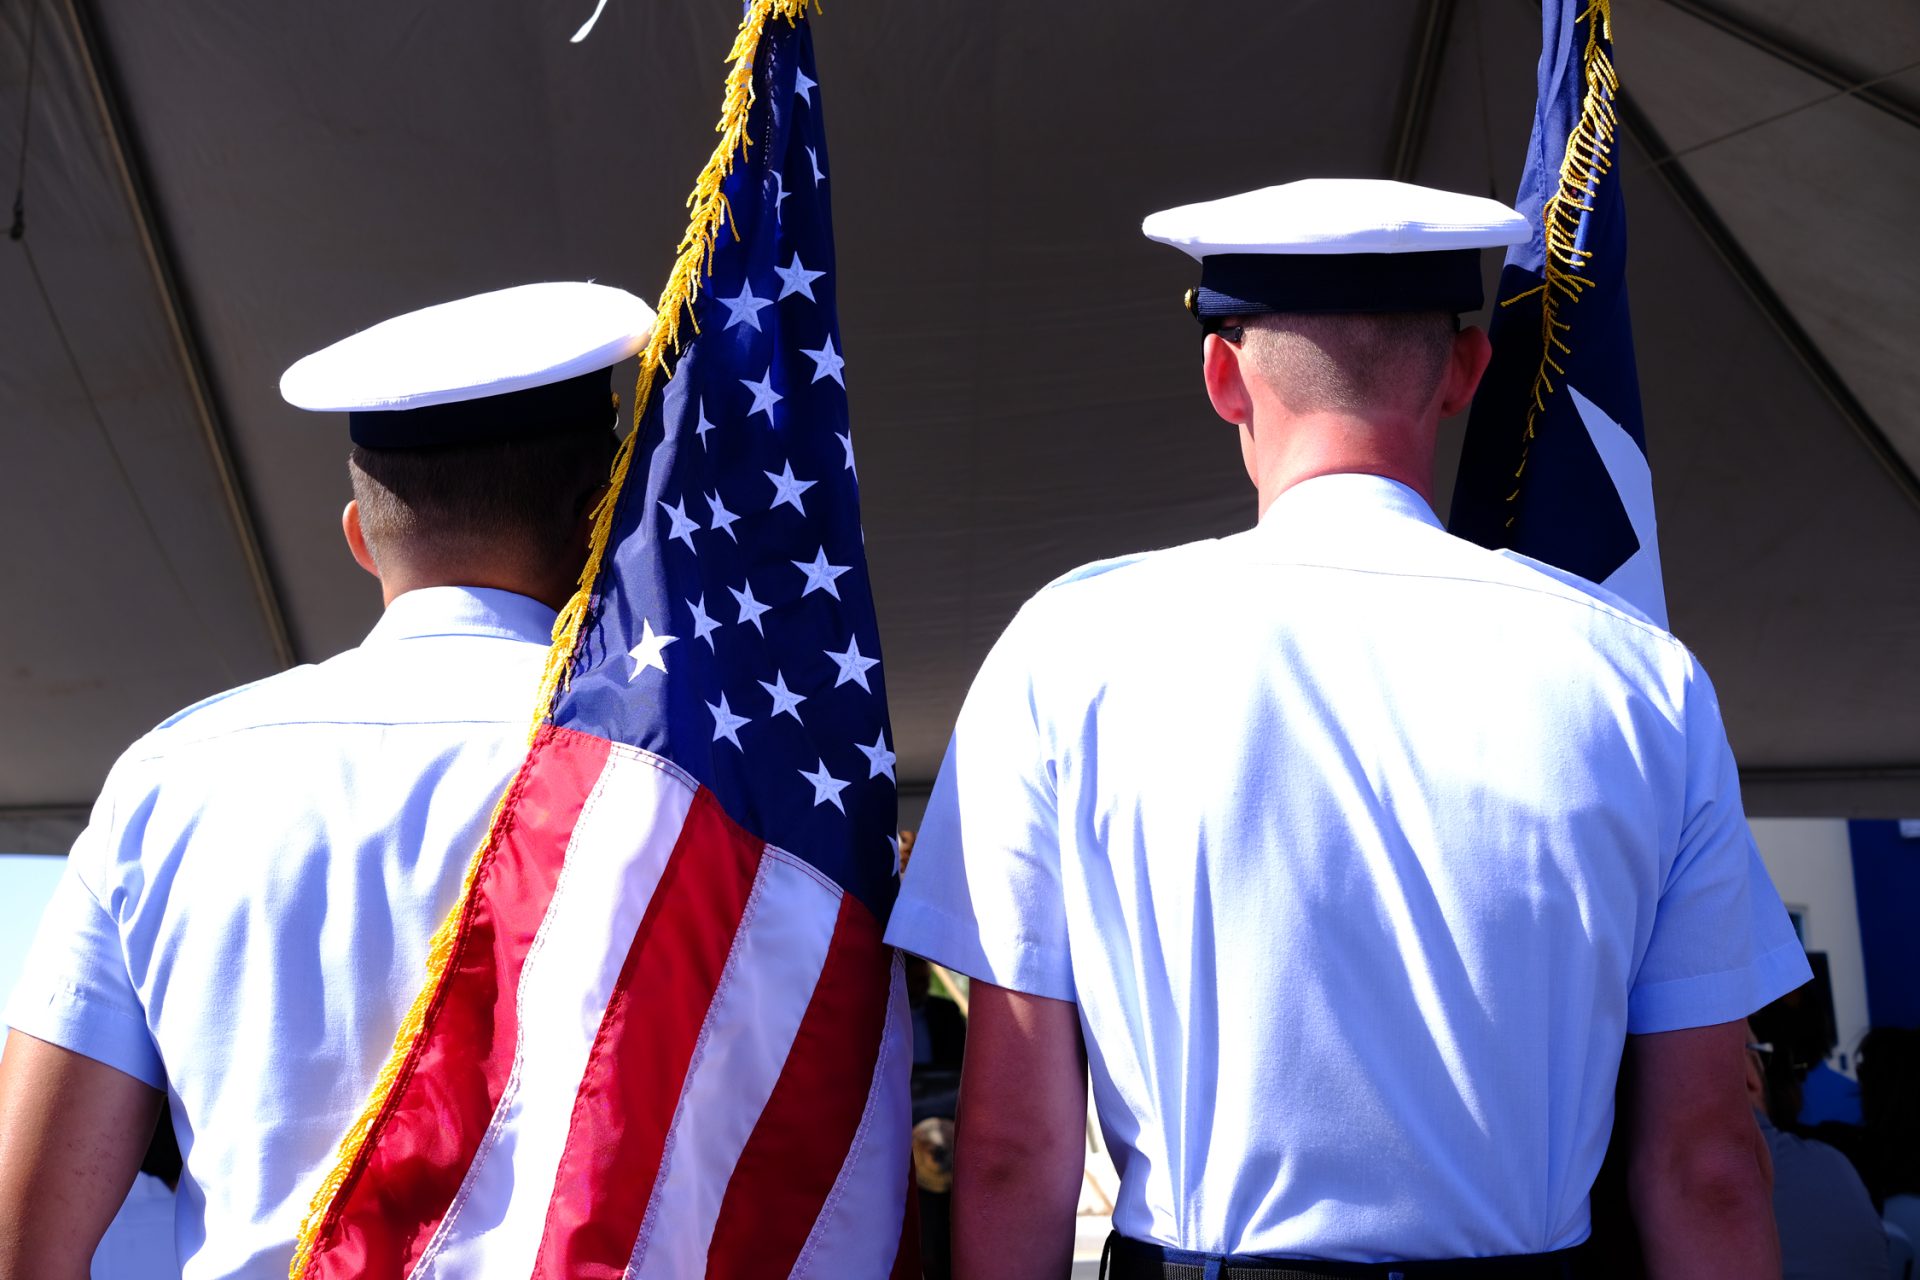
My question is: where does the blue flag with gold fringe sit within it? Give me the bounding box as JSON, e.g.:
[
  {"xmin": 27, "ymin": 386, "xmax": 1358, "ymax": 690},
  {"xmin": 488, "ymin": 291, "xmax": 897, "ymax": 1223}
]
[{"xmin": 1449, "ymin": 0, "xmax": 1667, "ymax": 627}]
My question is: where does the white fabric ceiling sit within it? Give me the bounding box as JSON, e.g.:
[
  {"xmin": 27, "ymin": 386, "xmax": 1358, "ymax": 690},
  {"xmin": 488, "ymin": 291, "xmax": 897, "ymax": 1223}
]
[{"xmin": 4, "ymin": 0, "xmax": 1918, "ymax": 854}]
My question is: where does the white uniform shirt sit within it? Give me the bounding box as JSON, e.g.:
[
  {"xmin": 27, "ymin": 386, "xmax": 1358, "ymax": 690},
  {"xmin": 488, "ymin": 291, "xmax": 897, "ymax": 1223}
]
[
  {"xmin": 6, "ymin": 587, "xmax": 554, "ymax": 1280},
  {"xmin": 886, "ymin": 474, "xmax": 1809, "ymax": 1262}
]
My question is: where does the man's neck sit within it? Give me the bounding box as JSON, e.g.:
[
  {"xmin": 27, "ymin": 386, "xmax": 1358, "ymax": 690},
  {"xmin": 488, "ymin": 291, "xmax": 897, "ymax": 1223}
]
[
  {"xmin": 376, "ymin": 568, "xmax": 575, "ymax": 612},
  {"xmin": 1251, "ymin": 412, "xmax": 1438, "ymax": 519}
]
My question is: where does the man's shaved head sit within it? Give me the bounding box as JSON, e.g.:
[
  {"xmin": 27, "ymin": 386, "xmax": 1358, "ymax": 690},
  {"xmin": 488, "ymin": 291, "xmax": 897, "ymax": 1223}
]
[
  {"xmin": 1198, "ymin": 300, "xmax": 1492, "ymax": 515},
  {"xmin": 1238, "ymin": 311, "xmax": 1457, "ymax": 418},
  {"xmin": 348, "ymin": 427, "xmax": 617, "ymax": 581}
]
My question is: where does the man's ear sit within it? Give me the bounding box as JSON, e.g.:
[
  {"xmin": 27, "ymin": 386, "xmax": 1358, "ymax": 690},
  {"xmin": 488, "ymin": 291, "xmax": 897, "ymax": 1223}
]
[
  {"xmin": 1201, "ymin": 332, "xmax": 1254, "ymax": 428},
  {"xmin": 342, "ymin": 500, "xmax": 380, "ymax": 578},
  {"xmin": 578, "ymin": 481, "xmax": 611, "ymax": 526},
  {"xmin": 572, "ymin": 482, "xmax": 609, "ymax": 550},
  {"xmin": 1436, "ymin": 324, "xmax": 1494, "ymax": 419},
  {"xmin": 1743, "ymin": 1050, "xmax": 1768, "ymax": 1112}
]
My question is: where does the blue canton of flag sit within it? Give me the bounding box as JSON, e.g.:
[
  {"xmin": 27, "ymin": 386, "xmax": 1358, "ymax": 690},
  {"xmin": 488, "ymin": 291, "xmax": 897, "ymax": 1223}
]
[
  {"xmin": 1449, "ymin": 0, "xmax": 1667, "ymax": 627},
  {"xmin": 555, "ymin": 18, "xmax": 897, "ymax": 920}
]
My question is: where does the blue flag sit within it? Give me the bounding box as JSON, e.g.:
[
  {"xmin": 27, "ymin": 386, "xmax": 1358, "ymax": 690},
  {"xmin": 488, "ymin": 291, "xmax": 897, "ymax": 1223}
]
[
  {"xmin": 1449, "ymin": 0, "xmax": 1667, "ymax": 627},
  {"xmin": 557, "ymin": 12, "xmax": 900, "ymax": 919}
]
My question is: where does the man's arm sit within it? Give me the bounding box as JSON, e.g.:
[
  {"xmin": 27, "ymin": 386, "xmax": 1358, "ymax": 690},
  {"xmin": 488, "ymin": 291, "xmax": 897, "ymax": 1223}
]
[
  {"xmin": 952, "ymin": 981, "xmax": 1087, "ymax": 1280},
  {"xmin": 0, "ymin": 1030, "xmax": 162, "ymax": 1280},
  {"xmin": 1621, "ymin": 1019, "xmax": 1777, "ymax": 1280}
]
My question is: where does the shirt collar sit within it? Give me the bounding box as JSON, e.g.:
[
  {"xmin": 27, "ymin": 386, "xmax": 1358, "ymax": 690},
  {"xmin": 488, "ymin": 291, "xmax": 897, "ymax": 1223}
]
[
  {"xmin": 362, "ymin": 586, "xmax": 558, "ymax": 647},
  {"xmin": 1256, "ymin": 472, "xmax": 1443, "ymax": 535}
]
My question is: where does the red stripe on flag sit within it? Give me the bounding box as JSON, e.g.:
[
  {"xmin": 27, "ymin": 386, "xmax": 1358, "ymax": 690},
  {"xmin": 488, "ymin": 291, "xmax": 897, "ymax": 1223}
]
[
  {"xmin": 531, "ymin": 787, "xmax": 765, "ymax": 1279},
  {"xmin": 702, "ymin": 895, "xmax": 890, "ymax": 1278},
  {"xmin": 890, "ymin": 1172, "xmax": 922, "ymax": 1280},
  {"xmin": 304, "ymin": 725, "xmax": 611, "ymax": 1279}
]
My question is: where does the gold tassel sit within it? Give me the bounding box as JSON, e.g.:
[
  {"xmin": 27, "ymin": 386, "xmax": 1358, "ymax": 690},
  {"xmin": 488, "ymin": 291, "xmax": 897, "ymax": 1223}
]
[
  {"xmin": 1503, "ymin": 0, "xmax": 1619, "ymax": 517},
  {"xmin": 288, "ymin": 3, "xmax": 812, "ymax": 1272}
]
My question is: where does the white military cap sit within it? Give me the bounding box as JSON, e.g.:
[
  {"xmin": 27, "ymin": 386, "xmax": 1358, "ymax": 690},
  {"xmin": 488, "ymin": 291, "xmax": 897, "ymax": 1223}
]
[
  {"xmin": 280, "ymin": 281, "xmax": 656, "ymax": 448},
  {"xmin": 1141, "ymin": 178, "xmax": 1529, "ymax": 329}
]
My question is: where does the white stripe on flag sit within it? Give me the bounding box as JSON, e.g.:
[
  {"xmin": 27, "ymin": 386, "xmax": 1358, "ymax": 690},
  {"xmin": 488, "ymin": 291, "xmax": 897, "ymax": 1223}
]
[
  {"xmin": 629, "ymin": 849, "xmax": 843, "ymax": 1278},
  {"xmin": 788, "ymin": 954, "xmax": 912, "ymax": 1280},
  {"xmin": 413, "ymin": 745, "xmax": 696, "ymax": 1280}
]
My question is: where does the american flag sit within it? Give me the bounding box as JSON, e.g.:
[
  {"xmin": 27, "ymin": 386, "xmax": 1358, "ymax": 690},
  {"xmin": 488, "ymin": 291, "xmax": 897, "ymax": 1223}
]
[
  {"xmin": 1449, "ymin": 0, "xmax": 1667, "ymax": 627},
  {"xmin": 294, "ymin": 9, "xmax": 914, "ymax": 1277}
]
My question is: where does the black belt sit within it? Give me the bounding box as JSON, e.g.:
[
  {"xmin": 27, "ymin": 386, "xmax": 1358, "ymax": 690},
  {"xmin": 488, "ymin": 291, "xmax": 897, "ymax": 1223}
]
[{"xmin": 1101, "ymin": 1233, "xmax": 1592, "ymax": 1280}]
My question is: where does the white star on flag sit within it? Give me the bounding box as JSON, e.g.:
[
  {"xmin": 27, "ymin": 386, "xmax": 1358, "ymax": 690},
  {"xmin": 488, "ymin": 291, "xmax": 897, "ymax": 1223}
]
[
  {"xmin": 888, "ymin": 834, "xmax": 902, "ymax": 878},
  {"xmin": 825, "ymin": 634, "xmax": 879, "ymax": 690},
  {"xmin": 1569, "ymin": 384, "xmax": 1669, "ymax": 629},
  {"xmin": 837, "ymin": 431, "xmax": 856, "ymax": 475},
  {"xmin": 706, "ymin": 490, "xmax": 740, "ymax": 541},
  {"xmin": 707, "ymin": 693, "xmax": 750, "ymax": 750},
  {"xmin": 774, "ymin": 253, "xmax": 825, "ymax": 302},
  {"xmin": 773, "ymin": 169, "xmax": 790, "ymax": 223},
  {"xmin": 801, "ymin": 335, "xmax": 846, "ymax": 387},
  {"xmin": 799, "ymin": 758, "xmax": 850, "ymax": 813},
  {"xmin": 740, "ymin": 367, "xmax": 782, "ymax": 425},
  {"xmin": 794, "ymin": 547, "xmax": 851, "ymax": 599},
  {"xmin": 659, "ymin": 498, "xmax": 700, "ymax": 552},
  {"xmin": 719, "ymin": 282, "xmax": 774, "ymax": 332},
  {"xmin": 687, "ymin": 594, "xmax": 720, "ymax": 649},
  {"xmin": 693, "ymin": 398, "xmax": 718, "ymax": 449},
  {"xmin": 730, "ymin": 580, "xmax": 771, "ymax": 634},
  {"xmin": 806, "ymin": 145, "xmax": 825, "ymax": 187},
  {"xmin": 794, "ymin": 65, "xmax": 816, "ymax": 104},
  {"xmin": 627, "ymin": 619, "xmax": 676, "ymax": 678},
  {"xmin": 758, "ymin": 670, "xmax": 807, "ymax": 722},
  {"xmin": 856, "ymin": 730, "xmax": 896, "ymax": 783},
  {"xmin": 765, "ymin": 461, "xmax": 817, "ymax": 515}
]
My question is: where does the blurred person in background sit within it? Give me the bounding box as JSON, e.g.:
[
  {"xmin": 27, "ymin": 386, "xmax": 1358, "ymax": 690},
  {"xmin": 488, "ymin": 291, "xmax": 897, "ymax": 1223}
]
[{"xmin": 1745, "ymin": 1004, "xmax": 1888, "ymax": 1280}]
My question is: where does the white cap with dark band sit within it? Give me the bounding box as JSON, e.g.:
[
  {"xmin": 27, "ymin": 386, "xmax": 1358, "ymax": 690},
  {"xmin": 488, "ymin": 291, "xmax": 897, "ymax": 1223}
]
[
  {"xmin": 1142, "ymin": 178, "xmax": 1530, "ymax": 329},
  {"xmin": 280, "ymin": 281, "xmax": 656, "ymax": 447}
]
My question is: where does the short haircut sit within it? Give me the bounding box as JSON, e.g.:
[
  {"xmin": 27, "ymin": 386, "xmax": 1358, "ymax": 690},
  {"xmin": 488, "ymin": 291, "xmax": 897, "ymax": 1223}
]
[
  {"xmin": 1239, "ymin": 311, "xmax": 1456, "ymax": 417},
  {"xmin": 348, "ymin": 427, "xmax": 618, "ymax": 575}
]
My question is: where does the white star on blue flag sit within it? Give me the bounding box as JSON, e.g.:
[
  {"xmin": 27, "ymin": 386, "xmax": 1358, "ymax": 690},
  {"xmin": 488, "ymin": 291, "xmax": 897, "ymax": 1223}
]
[{"xmin": 552, "ymin": 22, "xmax": 898, "ymax": 920}]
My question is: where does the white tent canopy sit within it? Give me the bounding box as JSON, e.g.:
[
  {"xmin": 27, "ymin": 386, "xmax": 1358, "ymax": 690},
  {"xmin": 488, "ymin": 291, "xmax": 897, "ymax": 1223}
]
[{"xmin": 5, "ymin": 0, "xmax": 1918, "ymax": 854}]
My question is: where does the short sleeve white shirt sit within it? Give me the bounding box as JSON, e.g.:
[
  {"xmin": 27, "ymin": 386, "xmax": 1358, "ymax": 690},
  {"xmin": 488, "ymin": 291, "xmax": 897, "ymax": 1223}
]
[
  {"xmin": 5, "ymin": 587, "xmax": 555, "ymax": 1280},
  {"xmin": 885, "ymin": 474, "xmax": 1809, "ymax": 1261}
]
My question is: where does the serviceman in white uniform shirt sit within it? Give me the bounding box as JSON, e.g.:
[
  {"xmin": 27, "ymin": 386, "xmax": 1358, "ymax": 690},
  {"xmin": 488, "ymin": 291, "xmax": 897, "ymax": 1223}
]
[
  {"xmin": 885, "ymin": 181, "xmax": 1810, "ymax": 1280},
  {"xmin": 0, "ymin": 283, "xmax": 653, "ymax": 1280}
]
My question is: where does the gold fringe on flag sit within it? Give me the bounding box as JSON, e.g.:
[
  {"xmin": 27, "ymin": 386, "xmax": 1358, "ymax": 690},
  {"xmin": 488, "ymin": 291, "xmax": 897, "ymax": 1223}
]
[
  {"xmin": 289, "ymin": 3, "xmax": 812, "ymax": 1273},
  {"xmin": 1500, "ymin": 0, "xmax": 1619, "ymax": 521}
]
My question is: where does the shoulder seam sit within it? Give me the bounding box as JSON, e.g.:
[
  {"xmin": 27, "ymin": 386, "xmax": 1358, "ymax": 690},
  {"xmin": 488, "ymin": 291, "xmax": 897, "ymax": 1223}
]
[
  {"xmin": 125, "ymin": 716, "xmax": 530, "ymax": 763},
  {"xmin": 1243, "ymin": 556, "xmax": 1690, "ymax": 652},
  {"xmin": 1038, "ymin": 540, "xmax": 1221, "ymax": 594}
]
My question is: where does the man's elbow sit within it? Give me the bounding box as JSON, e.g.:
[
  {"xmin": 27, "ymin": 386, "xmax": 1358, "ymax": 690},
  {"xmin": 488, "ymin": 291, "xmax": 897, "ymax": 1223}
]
[
  {"xmin": 1632, "ymin": 1126, "xmax": 1775, "ymax": 1238},
  {"xmin": 1651, "ymin": 1143, "xmax": 1766, "ymax": 1212},
  {"xmin": 956, "ymin": 1104, "xmax": 1081, "ymax": 1196}
]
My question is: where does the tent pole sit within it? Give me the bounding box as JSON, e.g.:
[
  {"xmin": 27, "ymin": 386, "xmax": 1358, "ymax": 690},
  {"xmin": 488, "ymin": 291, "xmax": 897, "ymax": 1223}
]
[
  {"xmin": 0, "ymin": 804, "xmax": 92, "ymax": 858},
  {"xmin": 0, "ymin": 805, "xmax": 93, "ymax": 822},
  {"xmin": 1389, "ymin": 0, "xmax": 1457, "ymax": 181},
  {"xmin": 1659, "ymin": 0, "xmax": 1920, "ymax": 134},
  {"xmin": 1616, "ymin": 92, "xmax": 1920, "ymax": 521},
  {"xmin": 1739, "ymin": 767, "xmax": 1920, "ymax": 819},
  {"xmin": 55, "ymin": 0, "xmax": 296, "ymax": 669}
]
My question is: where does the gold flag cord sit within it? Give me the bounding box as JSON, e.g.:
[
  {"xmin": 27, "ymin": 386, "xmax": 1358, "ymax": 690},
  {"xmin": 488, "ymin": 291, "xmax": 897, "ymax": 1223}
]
[
  {"xmin": 1499, "ymin": 0, "xmax": 1619, "ymax": 526},
  {"xmin": 289, "ymin": 3, "xmax": 812, "ymax": 1273}
]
